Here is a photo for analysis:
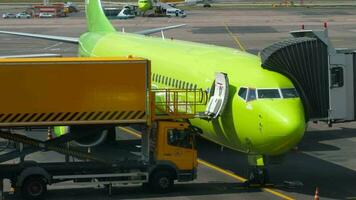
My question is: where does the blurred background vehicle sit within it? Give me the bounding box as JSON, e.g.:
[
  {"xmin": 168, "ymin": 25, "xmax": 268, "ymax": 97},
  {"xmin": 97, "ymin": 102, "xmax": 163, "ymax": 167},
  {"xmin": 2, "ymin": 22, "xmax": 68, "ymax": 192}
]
[
  {"xmin": 39, "ymin": 12, "xmax": 54, "ymax": 18},
  {"xmin": 2, "ymin": 13, "xmax": 16, "ymax": 19},
  {"xmin": 15, "ymin": 12, "xmax": 31, "ymax": 19}
]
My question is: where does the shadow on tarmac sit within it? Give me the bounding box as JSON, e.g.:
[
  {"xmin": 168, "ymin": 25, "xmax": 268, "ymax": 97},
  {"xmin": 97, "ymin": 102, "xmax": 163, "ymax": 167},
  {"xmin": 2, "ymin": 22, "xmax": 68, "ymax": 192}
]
[
  {"xmin": 298, "ymin": 127, "xmax": 356, "ymax": 151},
  {"xmin": 6, "ymin": 182, "xmax": 266, "ymax": 200},
  {"xmin": 5, "ymin": 127, "xmax": 356, "ymax": 199},
  {"xmin": 197, "ymin": 127, "xmax": 356, "ymax": 199}
]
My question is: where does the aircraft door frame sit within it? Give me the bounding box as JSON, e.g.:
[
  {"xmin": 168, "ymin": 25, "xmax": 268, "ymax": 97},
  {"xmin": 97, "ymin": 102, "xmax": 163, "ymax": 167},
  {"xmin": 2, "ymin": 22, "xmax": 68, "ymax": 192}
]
[{"xmin": 205, "ymin": 72, "xmax": 229, "ymax": 118}]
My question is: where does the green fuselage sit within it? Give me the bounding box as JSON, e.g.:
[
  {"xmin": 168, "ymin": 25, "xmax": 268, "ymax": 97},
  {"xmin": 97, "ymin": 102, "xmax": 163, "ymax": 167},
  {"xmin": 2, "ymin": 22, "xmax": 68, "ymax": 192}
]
[
  {"xmin": 138, "ymin": 0, "xmax": 153, "ymax": 12},
  {"xmin": 78, "ymin": 31, "xmax": 305, "ymax": 156}
]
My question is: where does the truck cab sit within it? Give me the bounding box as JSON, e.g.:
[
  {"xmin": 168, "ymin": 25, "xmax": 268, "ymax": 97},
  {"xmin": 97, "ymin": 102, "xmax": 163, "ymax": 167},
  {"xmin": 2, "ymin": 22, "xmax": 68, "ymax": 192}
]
[{"xmin": 148, "ymin": 121, "xmax": 197, "ymax": 192}]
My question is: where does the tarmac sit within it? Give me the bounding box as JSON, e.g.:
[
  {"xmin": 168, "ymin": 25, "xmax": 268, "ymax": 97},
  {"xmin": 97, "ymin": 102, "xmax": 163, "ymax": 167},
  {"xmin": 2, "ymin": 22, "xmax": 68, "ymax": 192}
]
[{"xmin": 0, "ymin": 5, "xmax": 356, "ymax": 200}]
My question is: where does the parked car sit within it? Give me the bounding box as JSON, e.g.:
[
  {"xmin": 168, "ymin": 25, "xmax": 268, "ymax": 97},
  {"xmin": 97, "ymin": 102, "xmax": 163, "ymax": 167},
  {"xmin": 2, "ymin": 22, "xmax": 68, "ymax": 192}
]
[
  {"xmin": 16, "ymin": 13, "xmax": 31, "ymax": 19},
  {"xmin": 39, "ymin": 13, "xmax": 54, "ymax": 18},
  {"xmin": 2, "ymin": 13, "xmax": 16, "ymax": 19}
]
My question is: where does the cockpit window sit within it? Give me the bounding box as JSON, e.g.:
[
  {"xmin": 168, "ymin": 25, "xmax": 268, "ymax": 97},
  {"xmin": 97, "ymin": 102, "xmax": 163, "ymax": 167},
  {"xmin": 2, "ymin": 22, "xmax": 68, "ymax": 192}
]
[
  {"xmin": 239, "ymin": 87, "xmax": 298, "ymax": 102},
  {"xmin": 281, "ymin": 88, "xmax": 299, "ymax": 98},
  {"xmin": 247, "ymin": 88, "xmax": 256, "ymax": 101},
  {"xmin": 238, "ymin": 87, "xmax": 247, "ymax": 100},
  {"xmin": 257, "ymin": 89, "xmax": 281, "ymax": 99}
]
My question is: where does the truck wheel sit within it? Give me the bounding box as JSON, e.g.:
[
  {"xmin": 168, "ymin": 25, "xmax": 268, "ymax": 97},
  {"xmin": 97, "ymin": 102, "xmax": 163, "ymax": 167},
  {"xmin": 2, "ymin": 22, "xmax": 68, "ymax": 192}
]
[
  {"xmin": 149, "ymin": 170, "xmax": 173, "ymax": 193},
  {"xmin": 21, "ymin": 176, "xmax": 47, "ymax": 200}
]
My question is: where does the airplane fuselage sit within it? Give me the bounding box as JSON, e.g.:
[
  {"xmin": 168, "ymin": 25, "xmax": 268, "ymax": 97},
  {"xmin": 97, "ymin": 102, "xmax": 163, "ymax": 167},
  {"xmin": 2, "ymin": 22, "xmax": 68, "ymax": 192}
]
[
  {"xmin": 78, "ymin": 31, "xmax": 305, "ymax": 156},
  {"xmin": 138, "ymin": 0, "xmax": 153, "ymax": 12}
]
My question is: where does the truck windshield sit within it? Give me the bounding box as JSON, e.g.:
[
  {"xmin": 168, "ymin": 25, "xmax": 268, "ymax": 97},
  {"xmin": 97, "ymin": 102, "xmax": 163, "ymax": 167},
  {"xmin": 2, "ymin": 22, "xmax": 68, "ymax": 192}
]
[{"xmin": 167, "ymin": 128, "xmax": 192, "ymax": 149}]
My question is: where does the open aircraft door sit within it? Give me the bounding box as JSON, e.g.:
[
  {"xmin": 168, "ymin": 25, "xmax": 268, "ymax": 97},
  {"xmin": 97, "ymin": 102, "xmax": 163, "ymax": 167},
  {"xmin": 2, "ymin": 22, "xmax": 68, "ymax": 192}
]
[{"xmin": 205, "ymin": 72, "xmax": 229, "ymax": 118}]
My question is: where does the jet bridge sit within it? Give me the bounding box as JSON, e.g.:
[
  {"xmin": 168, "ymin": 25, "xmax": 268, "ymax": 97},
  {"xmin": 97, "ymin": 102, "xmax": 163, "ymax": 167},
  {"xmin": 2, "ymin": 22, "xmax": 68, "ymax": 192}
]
[{"xmin": 261, "ymin": 26, "xmax": 356, "ymax": 124}]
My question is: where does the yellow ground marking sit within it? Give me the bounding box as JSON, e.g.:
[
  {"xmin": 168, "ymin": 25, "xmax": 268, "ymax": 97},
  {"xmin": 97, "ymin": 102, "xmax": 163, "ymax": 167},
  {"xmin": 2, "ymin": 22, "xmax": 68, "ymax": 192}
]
[
  {"xmin": 223, "ymin": 23, "xmax": 246, "ymax": 52},
  {"xmin": 119, "ymin": 127, "xmax": 295, "ymax": 200},
  {"xmin": 198, "ymin": 159, "xmax": 294, "ymax": 200},
  {"xmin": 197, "ymin": 159, "xmax": 246, "ymax": 182},
  {"xmin": 263, "ymin": 188, "xmax": 295, "ymax": 200}
]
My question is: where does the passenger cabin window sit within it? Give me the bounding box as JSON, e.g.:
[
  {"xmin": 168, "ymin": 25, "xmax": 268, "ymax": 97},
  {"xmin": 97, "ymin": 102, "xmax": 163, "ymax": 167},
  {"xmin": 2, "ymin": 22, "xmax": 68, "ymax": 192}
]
[
  {"xmin": 238, "ymin": 87, "xmax": 247, "ymax": 100},
  {"xmin": 281, "ymin": 88, "xmax": 299, "ymax": 98},
  {"xmin": 257, "ymin": 89, "xmax": 280, "ymax": 99},
  {"xmin": 167, "ymin": 128, "xmax": 192, "ymax": 149}
]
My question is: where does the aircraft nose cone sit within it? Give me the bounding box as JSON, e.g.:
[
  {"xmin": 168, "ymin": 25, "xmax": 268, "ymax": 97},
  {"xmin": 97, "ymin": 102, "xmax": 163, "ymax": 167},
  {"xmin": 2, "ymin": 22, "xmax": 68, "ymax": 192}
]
[{"xmin": 258, "ymin": 102, "xmax": 305, "ymax": 155}]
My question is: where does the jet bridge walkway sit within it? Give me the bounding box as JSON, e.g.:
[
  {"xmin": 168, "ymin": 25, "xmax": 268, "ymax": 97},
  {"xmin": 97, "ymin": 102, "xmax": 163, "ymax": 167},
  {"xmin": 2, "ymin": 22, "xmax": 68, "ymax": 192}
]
[{"xmin": 261, "ymin": 26, "xmax": 356, "ymax": 125}]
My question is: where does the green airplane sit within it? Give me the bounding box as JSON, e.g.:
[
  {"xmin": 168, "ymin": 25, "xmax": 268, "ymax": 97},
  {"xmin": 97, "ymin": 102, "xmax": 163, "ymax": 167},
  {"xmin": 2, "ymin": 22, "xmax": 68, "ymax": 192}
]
[
  {"xmin": 0, "ymin": 0, "xmax": 305, "ymax": 184},
  {"xmin": 138, "ymin": 0, "xmax": 153, "ymax": 11}
]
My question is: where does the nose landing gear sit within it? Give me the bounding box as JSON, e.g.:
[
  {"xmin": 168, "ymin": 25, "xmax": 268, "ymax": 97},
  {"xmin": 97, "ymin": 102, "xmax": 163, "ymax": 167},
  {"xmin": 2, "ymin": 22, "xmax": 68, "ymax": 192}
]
[
  {"xmin": 246, "ymin": 166, "xmax": 269, "ymax": 186},
  {"xmin": 244, "ymin": 154, "xmax": 270, "ymax": 187}
]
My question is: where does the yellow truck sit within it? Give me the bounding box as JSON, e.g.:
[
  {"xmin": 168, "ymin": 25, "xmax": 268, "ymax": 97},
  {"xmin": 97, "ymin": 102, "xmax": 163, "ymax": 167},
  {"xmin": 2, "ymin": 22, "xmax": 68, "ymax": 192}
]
[{"xmin": 0, "ymin": 57, "xmax": 205, "ymax": 199}]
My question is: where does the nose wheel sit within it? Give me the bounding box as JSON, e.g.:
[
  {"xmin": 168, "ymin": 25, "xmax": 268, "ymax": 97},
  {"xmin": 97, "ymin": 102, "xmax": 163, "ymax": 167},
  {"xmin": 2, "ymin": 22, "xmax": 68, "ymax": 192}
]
[
  {"xmin": 244, "ymin": 154, "xmax": 270, "ymax": 187},
  {"xmin": 245, "ymin": 166, "xmax": 270, "ymax": 186}
]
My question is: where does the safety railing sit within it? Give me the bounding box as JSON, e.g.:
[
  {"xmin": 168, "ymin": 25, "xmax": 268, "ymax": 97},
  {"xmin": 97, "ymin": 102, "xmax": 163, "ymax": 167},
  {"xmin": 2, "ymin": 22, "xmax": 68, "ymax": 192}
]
[{"xmin": 150, "ymin": 89, "xmax": 208, "ymax": 120}]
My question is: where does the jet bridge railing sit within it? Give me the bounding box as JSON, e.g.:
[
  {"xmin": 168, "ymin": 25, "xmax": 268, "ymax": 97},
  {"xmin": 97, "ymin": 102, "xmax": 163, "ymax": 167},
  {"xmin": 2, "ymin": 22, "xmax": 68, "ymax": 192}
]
[{"xmin": 150, "ymin": 89, "xmax": 208, "ymax": 120}]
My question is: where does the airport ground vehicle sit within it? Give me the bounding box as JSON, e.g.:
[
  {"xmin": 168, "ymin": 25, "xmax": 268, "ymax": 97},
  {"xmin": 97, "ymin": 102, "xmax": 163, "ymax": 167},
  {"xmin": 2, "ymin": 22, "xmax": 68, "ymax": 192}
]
[
  {"xmin": 15, "ymin": 13, "xmax": 31, "ymax": 19},
  {"xmin": 39, "ymin": 13, "xmax": 54, "ymax": 18},
  {"xmin": 64, "ymin": 2, "xmax": 79, "ymax": 13},
  {"xmin": 2, "ymin": 13, "xmax": 16, "ymax": 19},
  {"xmin": 0, "ymin": 57, "xmax": 205, "ymax": 200},
  {"xmin": 166, "ymin": 8, "xmax": 186, "ymax": 17},
  {"xmin": 117, "ymin": 7, "xmax": 136, "ymax": 19}
]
